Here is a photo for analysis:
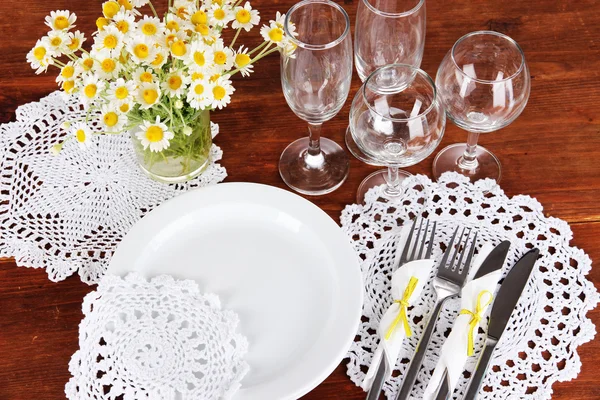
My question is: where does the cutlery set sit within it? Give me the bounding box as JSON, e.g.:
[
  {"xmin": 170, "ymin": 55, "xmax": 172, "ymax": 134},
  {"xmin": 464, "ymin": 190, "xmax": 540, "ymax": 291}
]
[{"xmin": 367, "ymin": 218, "xmax": 539, "ymax": 400}]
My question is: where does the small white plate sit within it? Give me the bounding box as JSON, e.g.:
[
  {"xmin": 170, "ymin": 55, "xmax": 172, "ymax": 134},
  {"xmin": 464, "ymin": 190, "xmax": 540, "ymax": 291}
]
[{"xmin": 108, "ymin": 183, "xmax": 363, "ymax": 400}]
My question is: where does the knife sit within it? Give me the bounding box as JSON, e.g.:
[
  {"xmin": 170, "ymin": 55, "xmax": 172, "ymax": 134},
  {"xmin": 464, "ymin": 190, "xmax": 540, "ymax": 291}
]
[
  {"xmin": 431, "ymin": 241, "xmax": 511, "ymax": 400},
  {"xmin": 462, "ymin": 248, "xmax": 540, "ymax": 400}
]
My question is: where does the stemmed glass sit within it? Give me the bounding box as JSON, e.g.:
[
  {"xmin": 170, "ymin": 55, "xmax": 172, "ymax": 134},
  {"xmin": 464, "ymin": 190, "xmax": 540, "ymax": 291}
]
[
  {"xmin": 348, "ymin": 0, "xmax": 426, "ymax": 161},
  {"xmin": 433, "ymin": 31, "xmax": 531, "ymax": 182},
  {"xmin": 279, "ymin": 0, "xmax": 353, "ymax": 195},
  {"xmin": 349, "ymin": 64, "xmax": 446, "ymax": 203}
]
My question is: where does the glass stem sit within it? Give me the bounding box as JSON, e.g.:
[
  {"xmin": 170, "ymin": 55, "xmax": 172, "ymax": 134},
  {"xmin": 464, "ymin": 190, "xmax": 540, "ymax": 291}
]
[
  {"xmin": 384, "ymin": 166, "xmax": 402, "ymax": 197},
  {"xmin": 458, "ymin": 131, "xmax": 480, "ymax": 171},
  {"xmin": 307, "ymin": 123, "xmax": 322, "ymax": 156}
]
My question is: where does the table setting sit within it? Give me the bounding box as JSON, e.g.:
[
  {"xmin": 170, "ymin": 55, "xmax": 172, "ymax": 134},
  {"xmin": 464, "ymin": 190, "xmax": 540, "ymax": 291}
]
[{"xmin": 1, "ymin": 0, "xmax": 599, "ymax": 399}]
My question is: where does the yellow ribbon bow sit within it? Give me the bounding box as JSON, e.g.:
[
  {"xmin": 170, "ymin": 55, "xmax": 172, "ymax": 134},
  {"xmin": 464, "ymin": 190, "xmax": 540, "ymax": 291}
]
[
  {"xmin": 385, "ymin": 277, "xmax": 419, "ymax": 340},
  {"xmin": 459, "ymin": 290, "xmax": 494, "ymax": 356}
]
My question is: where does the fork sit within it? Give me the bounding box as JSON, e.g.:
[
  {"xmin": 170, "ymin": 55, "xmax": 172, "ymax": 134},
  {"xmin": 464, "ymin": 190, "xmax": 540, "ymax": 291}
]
[
  {"xmin": 366, "ymin": 218, "xmax": 437, "ymax": 400},
  {"xmin": 394, "ymin": 226, "xmax": 478, "ymax": 400}
]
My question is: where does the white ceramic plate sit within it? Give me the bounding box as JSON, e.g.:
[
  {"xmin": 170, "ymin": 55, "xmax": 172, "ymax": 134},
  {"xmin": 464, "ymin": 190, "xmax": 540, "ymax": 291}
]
[{"xmin": 108, "ymin": 183, "xmax": 363, "ymax": 400}]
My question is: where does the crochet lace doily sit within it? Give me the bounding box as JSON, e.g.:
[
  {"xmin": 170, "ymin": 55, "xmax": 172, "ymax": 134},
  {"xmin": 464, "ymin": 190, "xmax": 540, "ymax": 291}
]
[
  {"xmin": 0, "ymin": 91, "xmax": 227, "ymax": 284},
  {"xmin": 341, "ymin": 172, "xmax": 599, "ymax": 400},
  {"xmin": 66, "ymin": 273, "xmax": 249, "ymax": 400}
]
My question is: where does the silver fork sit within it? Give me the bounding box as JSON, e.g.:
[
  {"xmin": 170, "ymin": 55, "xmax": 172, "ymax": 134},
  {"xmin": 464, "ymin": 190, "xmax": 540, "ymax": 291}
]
[
  {"xmin": 395, "ymin": 226, "xmax": 478, "ymax": 400},
  {"xmin": 366, "ymin": 218, "xmax": 437, "ymax": 400}
]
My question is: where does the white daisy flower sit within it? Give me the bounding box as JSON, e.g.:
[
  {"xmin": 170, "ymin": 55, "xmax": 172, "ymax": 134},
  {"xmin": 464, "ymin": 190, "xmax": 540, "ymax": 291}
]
[
  {"xmin": 108, "ymin": 78, "xmax": 137, "ymax": 105},
  {"xmin": 112, "ymin": 10, "xmax": 136, "ymax": 34},
  {"xmin": 211, "ymin": 41, "xmax": 234, "ymax": 71},
  {"xmin": 60, "ymin": 79, "xmax": 77, "ymax": 95},
  {"xmin": 70, "ymin": 122, "xmax": 93, "ymax": 149},
  {"xmin": 282, "ymin": 38, "xmax": 298, "ymax": 59},
  {"xmin": 77, "ymin": 53, "xmax": 96, "ymax": 74},
  {"xmin": 149, "ymin": 44, "xmax": 169, "ymax": 69},
  {"xmin": 26, "ymin": 40, "xmax": 54, "ymax": 74},
  {"xmin": 80, "ymin": 73, "xmax": 106, "ymax": 108},
  {"xmin": 165, "ymin": 13, "xmax": 189, "ymax": 32},
  {"xmin": 43, "ymin": 30, "xmax": 69, "ymax": 56},
  {"xmin": 137, "ymin": 15, "xmax": 164, "ymax": 38},
  {"xmin": 210, "ymin": 76, "xmax": 234, "ymax": 109},
  {"xmin": 45, "ymin": 10, "xmax": 77, "ymax": 31},
  {"xmin": 95, "ymin": 25, "xmax": 125, "ymax": 55},
  {"xmin": 187, "ymin": 79, "xmax": 212, "ymax": 110},
  {"xmin": 208, "ymin": 4, "xmax": 233, "ymax": 28},
  {"xmin": 260, "ymin": 22, "xmax": 287, "ymax": 48},
  {"xmin": 66, "ymin": 30, "xmax": 86, "ymax": 53},
  {"xmin": 186, "ymin": 40, "xmax": 214, "ymax": 71},
  {"xmin": 116, "ymin": 0, "xmax": 136, "ymax": 13},
  {"xmin": 233, "ymin": 46, "xmax": 253, "ymax": 77},
  {"xmin": 92, "ymin": 48, "xmax": 122, "ymax": 79},
  {"xmin": 137, "ymin": 81, "xmax": 162, "ymax": 109},
  {"xmin": 127, "ymin": 36, "xmax": 157, "ymax": 65},
  {"xmin": 162, "ymin": 29, "xmax": 187, "ymax": 49},
  {"xmin": 133, "ymin": 67, "xmax": 156, "ymax": 84},
  {"xmin": 190, "ymin": 7, "xmax": 208, "ymax": 25},
  {"xmin": 161, "ymin": 70, "xmax": 190, "ymax": 98},
  {"xmin": 171, "ymin": 1, "xmax": 195, "ymax": 20},
  {"xmin": 136, "ymin": 116, "xmax": 174, "ymax": 152},
  {"xmin": 100, "ymin": 104, "xmax": 127, "ymax": 133},
  {"xmin": 232, "ymin": 2, "xmax": 260, "ymax": 32},
  {"xmin": 117, "ymin": 101, "xmax": 134, "ymax": 114},
  {"xmin": 56, "ymin": 61, "xmax": 77, "ymax": 84},
  {"xmin": 169, "ymin": 37, "xmax": 189, "ymax": 60},
  {"xmin": 102, "ymin": 1, "xmax": 121, "ymax": 19}
]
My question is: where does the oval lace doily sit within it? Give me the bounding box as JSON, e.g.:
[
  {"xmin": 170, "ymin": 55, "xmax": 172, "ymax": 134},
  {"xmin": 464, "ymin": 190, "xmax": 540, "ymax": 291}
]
[
  {"xmin": 0, "ymin": 91, "xmax": 227, "ymax": 284},
  {"xmin": 66, "ymin": 273, "xmax": 249, "ymax": 400},
  {"xmin": 341, "ymin": 172, "xmax": 598, "ymax": 400}
]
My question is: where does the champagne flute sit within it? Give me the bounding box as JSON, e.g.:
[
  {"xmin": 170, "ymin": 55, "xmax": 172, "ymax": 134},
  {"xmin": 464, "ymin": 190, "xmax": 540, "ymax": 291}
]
[
  {"xmin": 433, "ymin": 31, "xmax": 531, "ymax": 182},
  {"xmin": 279, "ymin": 0, "xmax": 352, "ymax": 195}
]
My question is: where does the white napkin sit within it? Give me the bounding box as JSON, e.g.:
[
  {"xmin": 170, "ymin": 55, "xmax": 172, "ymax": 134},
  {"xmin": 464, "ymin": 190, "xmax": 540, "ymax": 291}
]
[
  {"xmin": 423, "ymin": 242, "xmax": 502, "ymax": 399},
  {"xmin": 362, "ymin": 226, "xmax": 436, "ymax": 391}
]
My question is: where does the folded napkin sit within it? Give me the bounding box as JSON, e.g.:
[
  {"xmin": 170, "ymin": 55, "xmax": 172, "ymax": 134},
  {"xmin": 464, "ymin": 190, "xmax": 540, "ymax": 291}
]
[
  {"xmin": 362, "ymin": 226, "xmax": 436, "ymax": 390},
  {"xmin": 423, "ymin": 242, "xmax": 501, "ymax": 399}
]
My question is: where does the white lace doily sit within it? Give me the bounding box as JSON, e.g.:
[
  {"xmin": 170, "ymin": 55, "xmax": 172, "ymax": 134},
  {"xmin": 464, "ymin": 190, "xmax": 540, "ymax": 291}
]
[
  {"xmin": 0, "ymin": 91, "xmax": 227, "ymax": 284},
  {"xmin": 66, "ymin": 273, "xmax": 249, "ymax": 400},
  {"xmin": 341, "ymin": 172, "xmax": 599, "ymax": 400}
]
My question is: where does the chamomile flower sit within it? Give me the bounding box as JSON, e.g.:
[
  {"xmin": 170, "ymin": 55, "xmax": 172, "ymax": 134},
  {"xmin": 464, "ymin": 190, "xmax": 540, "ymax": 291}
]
[
  {"xmin": 26, "ymin": 39, "xmax": 53, "ymax": 74},
  {"xmin": 193, "ymin": 22, "xmax": 214, "ymax": 41},
  {"xmin": 191, "ymin": 7, "xmax": 208, "ymax": 25},
  {"xmin": 136, "ymin": 116, "xmax": 174, "ymax": 152},
  {"xmin": 66, "ymin": 30, "xmax": 86, "ymax": 52},
  {"xmin": 77, "ymin": 53, "xmax": 96, "ymax": 74},
  {"xmin": 56, "ymin": 61, "xmax": 77, "ymax": 84},
  {"xmin": 187, "ymin": 79, "xmax": 212, "ymax": 110},
  {"xmin": 165, "ymin": 13, "xmax": 187, "ymax": 32},
  {"xmin": 60, "ymin": 79, "xmax": 77, "ymax": 95},
  {"xmin": 161, "ymin": 70, "xmax": 190, "ymax": 98},
  {"xmin": 133, "ymin": 67, "xmax": 156, "ymax": 84},
  {"xmin": 45, "ymin": 10, "xmax": 77, "ymax": 31},
  {"xmin": 209, "ymin": 4, "xmax": 233, "ymax": 28},
  {"xmin": 162, "ymin": 29, "xmax": 187, "ymax": 48},
  {"xmin": 127, "ymin": 37, "xmax": 157, "ymax": 65},
  {"xmin": 232, "ymin": 2, "xmax": 259, "ymax": 32},
  {"xmin": 108, "ymin": 78, "xmax": 137, "ymax": 105},
  {"xmin": 116, "ymin": 0, "xmax": 135, "ymax": 12},
  {"xmin": 211, "ymin": 41, "xmax": 234, "ymax": 71},
  {"xmin": 79, "ymin": 73, "xmax": 105, "ymax": 108},
  {"xmin": 233, "ymin": 46, "xmax": 253, "ymax": 77},
  {"xmin": 210, "ymin": 76, "xmax": 234, "ymax": 109},
  {"xmin": 112, "ymin": 10, "xmax": 136, "ymax": 34},
  {"xmin": 117, "ymin": 101, "xmax": 133, "ymax": 114},
  {"xmin": 282, "ymin": 38, "xmax": 298, "ymax": 59},
  {"xmin": 261, "ymin": 22, "xmax": 286, "ymax": 48},
  {"xmin": 92, "ymin": 48, "xmax": 122, "ymax": 79},
  {"xmin": 149, "ymin": 44, "xmax": 169, "ymax": 69},
  {"xmin": 137, "ymin": 16, "xmax": 164, "ymax": 38},
  {"xmin": 95, "ymin": 25, "xmax": 125, "ymax": 55},
  {"xmin": 44, "ymin": 30, "xmax": 69, "ymax": 55},
  {"xmin": 170, "ymin": 37, "xmax": 189, "ymax": 59},
  {"xmin": 186, "ymin": 40, "xmax": 214, "ymax": 70},
  {"xmin": 137, "ymin": 81, "xmax": 162, "ymax": 108},
  {"xmin": 102, "ymin": 1, "xmax": 121, "ymax": 19},
  {"xmin": 70, "ymin": 122, "xmax": 94, "ymax": 149},
  {"xmin": 172, "ymin": 3, "xmax": 192, "ymax": 20},
  {"xmin": 100, "ymin": 104, "xmax": 127, "ymax": 133}
]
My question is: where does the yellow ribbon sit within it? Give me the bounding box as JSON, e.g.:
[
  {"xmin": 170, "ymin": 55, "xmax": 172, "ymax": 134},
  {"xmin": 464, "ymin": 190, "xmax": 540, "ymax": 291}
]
[
  {"xmin": 459, "ymin": 290, "xmax": 494, "ymax": 356},
  {"xmin": 385, "ymin": 277, "xmax": 419, "ymax": 340}
]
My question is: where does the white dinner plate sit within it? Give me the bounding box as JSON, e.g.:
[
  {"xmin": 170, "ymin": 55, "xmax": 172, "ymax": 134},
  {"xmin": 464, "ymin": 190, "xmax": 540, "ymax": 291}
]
[{"xmin": 108, "ymin": 182, "xmax": 363, "ymax": 400}]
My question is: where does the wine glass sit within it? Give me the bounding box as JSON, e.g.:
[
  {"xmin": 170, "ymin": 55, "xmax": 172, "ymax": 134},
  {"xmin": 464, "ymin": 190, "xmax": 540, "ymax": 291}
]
[
  {"xmin": 349, "ymin": 64, "xmax": 446, "ymax": 203},
  {"xmin": 279, "ymin": 0, "xmax": 353, "ymax": 195},
  {"xmin": 433, "ymin": 31, "xmax": 531, "ymax": 183}
]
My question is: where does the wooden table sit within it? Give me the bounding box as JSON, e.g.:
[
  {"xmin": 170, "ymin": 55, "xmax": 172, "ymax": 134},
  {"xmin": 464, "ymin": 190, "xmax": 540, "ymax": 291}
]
[{"xmin": 1, "ymin": 0, "xmax": 599, "ymax": 398}]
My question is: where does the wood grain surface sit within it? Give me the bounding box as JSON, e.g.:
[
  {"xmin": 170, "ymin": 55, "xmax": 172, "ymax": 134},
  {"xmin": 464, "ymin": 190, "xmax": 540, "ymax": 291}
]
[{"xmin": 1, "ymin": 0, "xmax": 599, "ymax": 399}]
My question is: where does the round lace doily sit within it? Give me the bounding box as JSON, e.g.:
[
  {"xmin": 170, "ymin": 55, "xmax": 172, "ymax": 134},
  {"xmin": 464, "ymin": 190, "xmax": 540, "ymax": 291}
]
[
  {"xmin": 341, "ymin": 172, "xmax": 599, "ymax": 400},
  {"xmin": 66, "ymin": 273, "xmax": 249, "ymax": 400},
  {"xmin": 0, "ymin": 91, "xmax": 227, "ymax": 284}
]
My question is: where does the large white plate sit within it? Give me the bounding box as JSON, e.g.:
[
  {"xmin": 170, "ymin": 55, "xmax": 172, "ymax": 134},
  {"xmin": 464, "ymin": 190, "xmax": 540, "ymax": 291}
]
[{"xmin": 108, "ymin": 183, "xmax": 363, "ymax": 400}]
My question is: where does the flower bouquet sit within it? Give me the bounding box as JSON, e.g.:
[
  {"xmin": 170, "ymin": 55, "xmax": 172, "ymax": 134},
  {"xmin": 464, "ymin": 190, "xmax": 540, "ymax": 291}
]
[{"xmin": 27, "ymin": 0, "xmax": 296, "ymax": 182}]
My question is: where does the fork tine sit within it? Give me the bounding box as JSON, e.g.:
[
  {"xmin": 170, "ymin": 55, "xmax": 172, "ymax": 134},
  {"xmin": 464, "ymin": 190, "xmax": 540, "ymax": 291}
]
[
  {"xmin": 455, "ymin": 228, "xmax": 471, "ymax": 273},
  {"xmin": 417, "ymin": 220, "xmax": 429, "ymax": 259},
  {"xmin": 439, "ymin": 226, "xmax": 459, "ymax": 267},
  {"xmin": 425, "ymin": 221, "xmax": 437, "ymax": 259},
  {"xmin": 463, "ymin": 231, "xmax": 478, "ymax": 273},
  {"xmin": 409, "ymin": 218, "xmax": 424, "ymax": 261},
  {"xmin": 447, "ymin": 227, "xmax": 466, "ymax": 270},
  {"xmin": 399, "ymin": 218, "xmax": 418, "ymax": 265}
]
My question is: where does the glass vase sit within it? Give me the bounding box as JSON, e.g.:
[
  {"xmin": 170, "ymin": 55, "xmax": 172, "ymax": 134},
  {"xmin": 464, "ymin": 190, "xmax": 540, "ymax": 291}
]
[{"xmin": 130, "ymin": 109, "xmax": 212, "ymax": 183}]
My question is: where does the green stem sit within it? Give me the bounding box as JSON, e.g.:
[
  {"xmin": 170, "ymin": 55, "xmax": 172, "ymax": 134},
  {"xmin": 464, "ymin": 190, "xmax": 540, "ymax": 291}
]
[
  {"xmin": 230, "ymin": 28, "xmax": 242, "ymax": 48},
  {"xmin": 228, "ymin": 46, "xmax": 279, "ymax": 77},
  {"xmin": 249, "ymin": 41, "xmax": 268, "ymax": 56},
  {"xmin": 51, "ymin": 58, "xmax": 67, "ymax": 68},
  {"xmin": 148, "ymin": 0, "xmax": 159, "ymax": 18}
]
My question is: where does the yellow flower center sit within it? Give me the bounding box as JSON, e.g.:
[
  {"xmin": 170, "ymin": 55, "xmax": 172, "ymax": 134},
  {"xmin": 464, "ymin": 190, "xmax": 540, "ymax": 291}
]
[
  {"xmin": 140, "ymin": 72, "xmax": 153, "ymax": 82},
  {"xmin": 143, "ymin": 89, "xmax": 158, "ymax": 104},
  {"xmin": 176, "ymin": 6, "xmax": 189, "ymax": 19},
  {"xmin": 236, "ymin": 9, "xmax": 251, "ymax": 24},
  {"xmin": 166, "ymin": 20, "xmax": 180, "ymax": 31},
  {"xmin": 191, "ymin": 10, "xmax": 207, "ymax": 25},
  {"xmin": 54, "ymin": 16, "xmax": 69, "ymax": 30},
  {"xmin": 82, "ymin": 58, "xmax": 94, "ymax": 70},
  {"xmin": 102, "ymin": 1, "xmax": 120, "ymax": 18},
  {"xmin": 76, "ymin": 129, "xmax": 86, "ymax": 143},
  {"xmin": 168, "ymin": 76, "xmax": 182, "ymax": 90},
  {"xmin": 101, "ymin": 58, "xmax": 116, "ymax": 72},
  {"xmin": 134, "ymin": 43, "xmax": 149, "ymax": 59},
  {"xmin": 84, "ymin": 84, "xmax": 97, "ymax": 98},
  {"xmin": 104, "ymin": 35, "xmax": 118, "ymax": 49},
  {"xmin": 63, "ymin": 80, "xmax": 75, "ymax": 93},
  {"xmin": 165, "ymin": 33, "xmax": 177, "ymax": 46},
  {"xmin": 119, "ymin": 103, "xmax": 130, "ymax": 113},
  {"xmin": 214, "ymin": 50, "xmax": 227, "ymax": 65},
  {"xmin": 50, "ymin": 37, "xmax": 62, "ymax": 47},
  {"xmin": 213, "ymin": 85, "xmax": 226, "ymax": 100},
  {"xmin": 96, "ymin": 17, "xmax": 109, "ymax": 31},
  {"xmin": 61, "ymin": 65, "xmax": 75, "ymax": 78},
  {"xmin": 194, "ymin": 84, "xmax": 204, "ymax": 95},
  {"xmin": 191, "ymin": 72, "xmax": 204, "ymax": 80},
  {"xmin": 142, "ymin": 22, "xmax": 157, "ymax": 35},
  {"xmin": 209, "ymin": 73, "xmax": 220, "ymax": 82},
  {"xmin": 146, "ymin": 126, "xmax": 164, "ymax": 142},
  {"xmin": 195, "ymin": 23, "xmax": 210, "ymax": 36},
  {"xmin": 115, "ymin": 86, "xmax": 129, "ymax": 99},
  {"xmin": 235, "ymin": 53, "xmax": 251, "ymax": 67},
  {"xmin": 68, "ymin": 38, "xmax": 80, "ymax": 51},
  {"xmin": 151, "ymin": 53, "xmax": 164, "ymax": 67},
  {"xmin": 193, "ymin": 51, "xmax": 205, "ymax": 66},
  {"xmin": 103, "ymin": 112, "xmax": 119, "ymax": 127},
  {"xmin": 33, "ymin": 46, "xmax": 46, "ymax": 60},
  {"xmin": 269, "ymin": 27, "xmax": 283, "ymax": 43},
  {"xmin": 115, "ymin": 20, "xmax": 129, "ymax": 33},
  {"xmin": 171, "ymin": 40, "xmax": 187, "ymax": 57},
  {"xmin": 213, "ymin": 8, "xmax": 226, "ymax": 20},
  {"xmin": 117, "ymin": 0, "xmax": 133, "ymax": 11}
]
